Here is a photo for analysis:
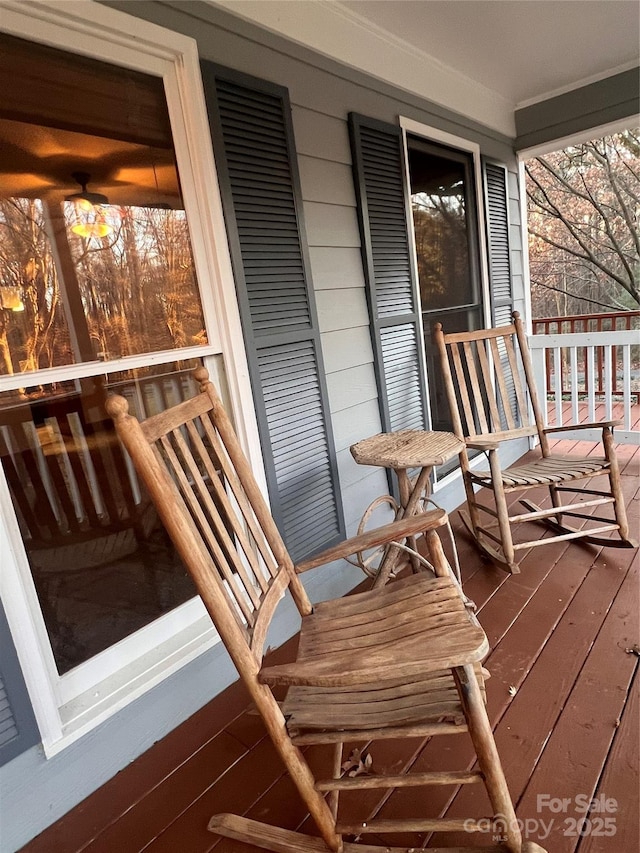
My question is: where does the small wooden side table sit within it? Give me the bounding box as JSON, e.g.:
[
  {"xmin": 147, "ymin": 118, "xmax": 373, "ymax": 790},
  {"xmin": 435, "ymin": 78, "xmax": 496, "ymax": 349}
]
[{"xmin": 350, "ymin": 429, "xmax": 464, "ymax": 585}]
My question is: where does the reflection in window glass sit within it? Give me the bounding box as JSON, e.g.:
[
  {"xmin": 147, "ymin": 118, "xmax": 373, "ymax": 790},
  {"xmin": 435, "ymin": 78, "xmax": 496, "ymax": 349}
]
[
  {"xmin": 64, "ymin": 200, "xmax": 206, "ymax": 362},
  {"xmin": 0, "ymin": 178, "xmax": 207, "ymax": 374},
  {"xmin": 0, "ymin": 35, "xmax": 216, "ymax": 675},
  {"xmin": 409, "ymin": 144, "xmax": 476, "ymax": 312},
  {"xmin": 407, "ymin": 137, "xmax": 483, "ymax": 441},
  {"xmin": 0, "ymin": 89, "xmax": 207, "ymax": 376},
  {"xmin": 0, "ymin": 360, "xmax": 226, "ymax": 674}
]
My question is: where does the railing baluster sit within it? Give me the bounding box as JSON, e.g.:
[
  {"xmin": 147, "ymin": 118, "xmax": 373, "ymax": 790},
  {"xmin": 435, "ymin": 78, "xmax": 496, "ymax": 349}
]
[
  {"xmin": 586, "ymin": 346, "xmax": 596, "ymax": 422},
  {"xmin": 603, "ymin": 344, "xmax": 613, "ymax": 420},
  {"xmin": 623, "ymin": 345, "xmax": 632, "ymax": 432},
  {"xmin": 596, "ymin": 318, "xmax": 604, "ymax": 395},
  {"xmin": 553, "ymin": 346, "xmax": 563, "ymax": 426},
  {"xmin": 570, "ymin": 347, "xmax": 579, "ymax": 424},
  {"xmin": 530, "ymin": 344, "xmax": 549, "ymax": 429}
]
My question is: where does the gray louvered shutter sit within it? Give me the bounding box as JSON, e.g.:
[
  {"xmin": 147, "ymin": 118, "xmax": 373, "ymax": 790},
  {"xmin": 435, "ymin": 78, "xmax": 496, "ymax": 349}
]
[
  {"xmin": 201, "ymin": 63, "xmax": 344, "ymax": 561},
  {"xmin": 484, "ymin": 160, "xmax": 517, "ymax": 424},
  {"xmin": 484, "ymin": 161, "xmax": 513, "ymax": 327},
  {"xmin": 0, "ymin": 601, "xmax": 39, "ymax": 766},
  {"xmin": 349, "ymin": 114, "xmax": 428, "ymax": 435}
]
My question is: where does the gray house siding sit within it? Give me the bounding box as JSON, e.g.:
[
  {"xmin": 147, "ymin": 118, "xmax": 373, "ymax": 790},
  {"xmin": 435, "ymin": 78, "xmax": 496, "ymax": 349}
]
[
  {"xmin": 292, "ymin": 105, "xmax": 389, "ymax": 532},
  {"xmin": 515, "ymin": 67, "xmax": 640, "ymax": 151},
  {"xmin": 2, "ymin": 2, "xmax": 529, "ymax": 849}
]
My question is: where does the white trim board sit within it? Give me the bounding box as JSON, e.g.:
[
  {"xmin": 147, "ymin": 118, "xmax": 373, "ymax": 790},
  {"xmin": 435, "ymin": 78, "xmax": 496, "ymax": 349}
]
[{"xmin": 517, "ymin": 114, "xmax": 640, "ymax": 160}]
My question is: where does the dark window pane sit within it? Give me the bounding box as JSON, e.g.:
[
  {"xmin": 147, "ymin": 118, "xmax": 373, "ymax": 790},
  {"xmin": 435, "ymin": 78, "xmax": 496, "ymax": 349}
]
[
  {"xmin": 407, "ymin": 136, "xmax": 483, "ymax": 448},
  {"xmin": 0, "ymin": 363, "xmax": 202, "ymax": 674},
  {"xmin": 408, "ymin": 142, "xmax": 478, "ymax": 312}
]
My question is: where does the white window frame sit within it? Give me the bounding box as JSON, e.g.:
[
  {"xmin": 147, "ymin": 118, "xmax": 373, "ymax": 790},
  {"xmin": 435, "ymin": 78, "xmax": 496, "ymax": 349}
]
[
  {"xmin": 0, "ymin": 0, "xmax": 264, "ymax": 755},
  {"xmin": 398, "ymin": 117, "xmax": 493, "ymax": 492}
]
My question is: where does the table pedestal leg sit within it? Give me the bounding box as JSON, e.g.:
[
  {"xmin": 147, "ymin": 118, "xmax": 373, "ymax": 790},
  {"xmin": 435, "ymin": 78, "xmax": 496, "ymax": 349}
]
[{"xmin": 373, "ymin": 464, "xmax": 433, "ymax": 587}]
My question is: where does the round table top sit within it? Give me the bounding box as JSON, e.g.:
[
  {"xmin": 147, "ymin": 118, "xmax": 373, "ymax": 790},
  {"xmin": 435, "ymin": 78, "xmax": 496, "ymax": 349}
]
[{"xmin": 350, "ymin": 429, "xmax": 464, "ymax": 469}]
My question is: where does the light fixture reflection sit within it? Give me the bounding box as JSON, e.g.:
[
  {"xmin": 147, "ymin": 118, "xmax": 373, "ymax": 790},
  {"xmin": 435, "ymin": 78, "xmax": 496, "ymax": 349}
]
[
  {"xmin": 0, "ymin": 286, "xmax": 25, "ymax": 312},
  {"xmin": 66, "ymin": 173, "xmax": 114, "ymax": 239},
  {"xmin": 70, "ymin": 196, "xmax": 113, "ymax": 239}
]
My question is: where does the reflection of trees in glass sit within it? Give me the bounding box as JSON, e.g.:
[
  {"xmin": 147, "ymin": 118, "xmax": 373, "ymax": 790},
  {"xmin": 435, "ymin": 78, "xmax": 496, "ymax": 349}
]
[
  {"xmin": 412, "ymin": 186, "xmax": 469, "ymax": 310},
  {"xmin": 0, "ymin": 198, "xmax": 207, "ymax": 378},
  {"xmin": 0, "ymin": 198, "xmax": 72, "ymax": 375}
]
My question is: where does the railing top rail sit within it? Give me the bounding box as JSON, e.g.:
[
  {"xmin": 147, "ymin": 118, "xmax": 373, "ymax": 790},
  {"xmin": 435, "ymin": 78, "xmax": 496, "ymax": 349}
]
[
  {"xmin": 533, "ymin": 310, "xmax": 640, "ymax": 329},
  {"xmin": 529, "ymin": 329, "xmax": 640, "ymax": 348}
]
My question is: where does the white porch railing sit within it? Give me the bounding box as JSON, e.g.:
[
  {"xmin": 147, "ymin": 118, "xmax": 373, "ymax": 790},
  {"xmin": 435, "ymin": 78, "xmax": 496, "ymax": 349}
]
[{"xmin": 528, "ymin": 329, "xmax": 640, "ymax": 445}]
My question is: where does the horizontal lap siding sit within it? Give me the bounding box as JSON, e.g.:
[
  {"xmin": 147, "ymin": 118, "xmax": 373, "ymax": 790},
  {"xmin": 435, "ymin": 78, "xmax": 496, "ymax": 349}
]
[{"xmin": 291, "ymin": 105, "xmax": 387, "ymax": 532}]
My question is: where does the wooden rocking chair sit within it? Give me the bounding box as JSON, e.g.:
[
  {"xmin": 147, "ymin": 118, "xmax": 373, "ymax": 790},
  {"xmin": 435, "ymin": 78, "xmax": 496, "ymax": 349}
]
[
  {"xmin": 106, "ymin": 366, "xmax": 546, "ymax": 853},
  {"xmin": 434, "ymin": 311, "xmax": 636, "ymax": 574}
]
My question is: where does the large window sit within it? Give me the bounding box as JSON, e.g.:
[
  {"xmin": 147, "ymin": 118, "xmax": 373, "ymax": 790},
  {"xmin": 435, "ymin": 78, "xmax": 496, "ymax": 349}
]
[
  {"xmin": 406, "ymin": 135, "xmax": 484, "ymax": 433},
  {"xmin": 0, "ymin": 9, "xmax": 253, "ymax": 754},
  {"xmin": 0, "ymin": 35, "xmax": 213, "ymax": 675}
]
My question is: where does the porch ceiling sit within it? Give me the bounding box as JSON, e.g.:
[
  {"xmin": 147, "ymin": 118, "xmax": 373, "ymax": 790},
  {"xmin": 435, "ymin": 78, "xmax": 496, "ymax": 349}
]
[{"xmin": 207, "ymin": 0, "xmax": 640, "ymax": 137}]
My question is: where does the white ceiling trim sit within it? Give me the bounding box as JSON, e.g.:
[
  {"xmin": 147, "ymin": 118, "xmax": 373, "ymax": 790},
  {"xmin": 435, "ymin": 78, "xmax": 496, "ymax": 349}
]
[
  {"xmin": 516, "ymin": 59, "xmax": 640, "ymax": 111},
  {"xmin": 208, "ymin": 0, "xmax": 516, "ymax": 136}
]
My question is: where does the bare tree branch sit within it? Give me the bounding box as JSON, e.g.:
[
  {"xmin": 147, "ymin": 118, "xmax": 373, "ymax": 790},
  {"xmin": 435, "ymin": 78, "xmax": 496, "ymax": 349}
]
[
  {"xmin": 529, "ymin": 279, "xmax": 626, "ymax": 311},
  {"xmin": 525, "ymin": 132, "xmax": 640, "ymax": 310}
]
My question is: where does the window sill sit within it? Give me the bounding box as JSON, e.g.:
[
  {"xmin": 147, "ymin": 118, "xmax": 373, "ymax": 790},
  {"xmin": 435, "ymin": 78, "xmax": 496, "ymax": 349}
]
[{"xmin": 45, "ymin": 613, "xmax": 219, "ymax": 757}]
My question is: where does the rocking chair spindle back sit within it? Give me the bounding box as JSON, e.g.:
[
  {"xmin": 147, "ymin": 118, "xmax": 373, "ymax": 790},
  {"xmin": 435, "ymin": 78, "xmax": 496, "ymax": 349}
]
[{"xmin": 434, "ymin": 312, "xmax": 636, "ymax": 574}]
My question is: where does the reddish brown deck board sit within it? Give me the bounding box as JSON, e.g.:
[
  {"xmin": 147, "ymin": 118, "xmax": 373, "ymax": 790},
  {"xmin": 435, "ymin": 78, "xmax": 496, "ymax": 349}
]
[
  {"xmin": 146, "ymin": 736, "xmax": 289, "ymax": 852},
  {"xmin": 19, "ymin": 440, "xmax": 639, "ymax": 853},
  {"xmin": 20, "ymin": 679, "xmax": 255, "ymax": 853},
  {"xmin": 577, "ymin": 673, "xmax": 639, "ymax": 853},
  {"xmin": 358, "ymin": 453, "xmax": 639, "ymax": 849},
  {"xmin": 424, "ymin": 461, "xmax": 639, "ymax": 838},
  {"xmin": 80, "ymin": 731, "xmax": 249, "ymax": 853},
  {"xmin": 425, "ymin": 547, "xmax": 638, "ymax": 849},
  {"xmin": 515, "ymin": 560, "xmax": 639, "ymax": 853}
]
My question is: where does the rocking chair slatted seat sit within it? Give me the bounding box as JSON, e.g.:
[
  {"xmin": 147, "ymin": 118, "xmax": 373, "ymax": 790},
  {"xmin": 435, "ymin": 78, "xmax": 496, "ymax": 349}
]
[
  {"xmin": 106, "ymin": 366, "xmax": 546, "ymax": 853},
  {"xmin": 434, "ymin": 311, "xmax": 636, "ymax": 574}
]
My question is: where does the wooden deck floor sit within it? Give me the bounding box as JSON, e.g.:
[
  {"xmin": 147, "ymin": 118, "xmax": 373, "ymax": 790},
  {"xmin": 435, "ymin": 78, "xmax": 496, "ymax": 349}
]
[{"xmin": 21, "ymin": 435, "xmax": 639, "ymax": 853}]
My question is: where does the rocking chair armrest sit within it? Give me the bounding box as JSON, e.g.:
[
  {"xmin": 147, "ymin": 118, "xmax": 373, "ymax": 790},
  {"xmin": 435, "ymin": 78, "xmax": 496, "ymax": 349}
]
[
  {"xmin": 465, "ymin": 438, "xmax": 499, "ymax": 451},
  {"xmin": 543, "ymin": 419, "xmax": 621, "ymax": 435},
  {"xmin": 294, "ymin": 508, "xmax": 448, "ymax": 574}
]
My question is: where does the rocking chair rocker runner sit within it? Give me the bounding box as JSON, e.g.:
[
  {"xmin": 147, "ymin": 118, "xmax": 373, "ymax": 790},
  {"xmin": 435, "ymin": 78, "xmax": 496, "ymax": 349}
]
[
  {"xmin": 434, "ymin": 312, "xmax": 636, "ymax": 574},
  {"xmin": 107, "ymin": 367, "xmax": 546, "ymax": 853}
]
